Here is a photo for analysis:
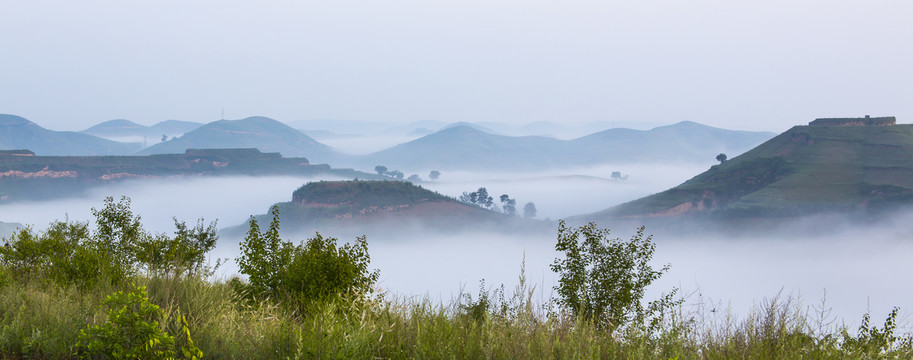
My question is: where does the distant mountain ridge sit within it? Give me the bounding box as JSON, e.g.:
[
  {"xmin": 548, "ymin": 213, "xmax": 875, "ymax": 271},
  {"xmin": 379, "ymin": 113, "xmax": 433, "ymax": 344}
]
[
  {"xmin": 0, "ymin": 114, "xmax": 140, "ymax": 156},
  {"xmin": 360, "ymin": 122, "xmax": 774, "ymax": 171},
  {"xmin": 2, "ymin": 113, "xmax": 774, "ymax": 172},
  {"xmin": 82, "ymin": 119, "xmax": 202, "ymax": 138},
  {"xmin": 577, "ymin": 117, "xmax": 913, "ymax": 221}
]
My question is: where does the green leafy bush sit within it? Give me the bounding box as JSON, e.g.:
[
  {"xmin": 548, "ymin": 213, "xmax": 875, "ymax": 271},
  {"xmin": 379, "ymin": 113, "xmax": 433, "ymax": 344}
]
[
  {"xmin": 841, "ymin": 307, "xmax": 913, "ymax": 358},
  {"xmin": 89, "ymin": 196, "xmax": 146, "ymax": 284},
  {"xmin": 0, "ymin": 196, "xmax": 219, "ymax": 289},
  {"xmin": 236, "ymin": 206, "xmax": 379, "ymax": 309},
  {"xmin": 0, "ymin": 222, "xmax": 107, "ymax": 289},
  {"xmin": 237, "ymin": 206, "xmax": 293, "ymax": 298},
  {"xmin": 283, "ymin": 232, "xmax": 378, "ymax": 306},
  {"xmin": 135, "ymin": 218, "xmax": 219, "ymax": 278},
  {"xmin": 550, "ymin": 220, "xmax": 679, "ymax": 333},
  {"xmin": 75, "ymin": 284, "xmax": 184, "ymax": 359}
]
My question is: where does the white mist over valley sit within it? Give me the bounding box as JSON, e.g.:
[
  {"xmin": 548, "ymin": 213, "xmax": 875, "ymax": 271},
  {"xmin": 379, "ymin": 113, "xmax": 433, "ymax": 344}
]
[{"xmin": 2, "ymin": 165, "xmax": 911, "ymax": 329}]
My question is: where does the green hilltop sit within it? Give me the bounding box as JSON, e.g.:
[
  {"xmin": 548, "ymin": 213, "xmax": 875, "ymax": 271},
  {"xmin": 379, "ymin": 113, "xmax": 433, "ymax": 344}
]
[
  {"xmin": 584, "ymin": 116, "xmax": 913, "ymax": 220},
  {"xmin": 236, "ymin": 180, "xmax": 544, "ymax": 237}
]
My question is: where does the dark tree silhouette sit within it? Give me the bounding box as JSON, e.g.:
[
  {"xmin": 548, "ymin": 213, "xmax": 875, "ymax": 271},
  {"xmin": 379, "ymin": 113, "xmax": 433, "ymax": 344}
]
[
  {"xmin": 716, "ymin": 153, "xmax": 727, "ymax": 164},
  {"xmin": 523, "ymin": 202, "xmax": 537, "ymax": 218},
  {"xmin": 374, "ymin": 165, "xmax": 388, "ymax": 176},
  {"xmin": 500, "ymin": 194, "xmax": 517, "ymax": 215}
]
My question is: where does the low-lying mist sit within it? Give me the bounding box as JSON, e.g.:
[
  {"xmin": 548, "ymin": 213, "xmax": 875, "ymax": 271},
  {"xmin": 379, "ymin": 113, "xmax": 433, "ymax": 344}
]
[
  {"xmin": 211, "ymin": 214, "xmax": 913, "ymax": 331},
  {"xmin": 418, "ymin": 163, "xmax": 709, "ymax": 219},
  {"xmin": 2, "ymin": 168, "xmax": 911, "ymax": 329},
  {"xmin": 0, "ymin": 175, "xmax": 345, "ymax": 233}
]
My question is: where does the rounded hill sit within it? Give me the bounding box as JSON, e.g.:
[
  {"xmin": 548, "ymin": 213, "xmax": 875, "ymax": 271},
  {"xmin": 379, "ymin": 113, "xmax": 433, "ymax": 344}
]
[
  {"xmin": 579, "ymin": 118, "xmax": 913, "ymax": 221},
  {"xmin": 234, "ymin": 180, "xmax": 545, "ymax": 238},
  {"xmin": 138, "ymin": 116, "xmax": 340, "ymax": 163},
  {"xmin": 0, "ymin": 114, "xmax": 140, "ymax": 155}
]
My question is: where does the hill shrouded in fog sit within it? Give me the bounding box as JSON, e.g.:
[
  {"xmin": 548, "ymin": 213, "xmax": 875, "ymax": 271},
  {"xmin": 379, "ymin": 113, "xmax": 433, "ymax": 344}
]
[
  {"xmin": 359, "ymin": 122, "xmax": 774, "ymax": 171},
  {"xmin": 233, "ymin": 180, "xmax": 547, "ymax": 238},
  {"xmin": 0, "ymin": 114, "xmax": 140, "ymax": 156},
  {"xmin": 138, "ymin": 116, "xmax": 342, "ymax": 164},
  {"xmin": 82, "ymin": 119, "xmax": 202, "ymax": 139},
  {"xmin": 579, "ymin": 117, "xmax": 913, "ymax": 221}
]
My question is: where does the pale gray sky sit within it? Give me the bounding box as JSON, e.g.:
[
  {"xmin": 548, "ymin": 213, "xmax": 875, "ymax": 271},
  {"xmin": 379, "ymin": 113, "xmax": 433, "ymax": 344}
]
[{"xmin": 1, "ymin": 0, "xmax": 910, "ymax": 132}]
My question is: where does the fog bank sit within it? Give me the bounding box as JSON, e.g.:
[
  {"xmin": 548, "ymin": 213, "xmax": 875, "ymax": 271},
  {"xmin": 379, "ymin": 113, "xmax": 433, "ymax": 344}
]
[{"xmin": 2, "ymin": 171, "xmax": 911, "ymax": 330}]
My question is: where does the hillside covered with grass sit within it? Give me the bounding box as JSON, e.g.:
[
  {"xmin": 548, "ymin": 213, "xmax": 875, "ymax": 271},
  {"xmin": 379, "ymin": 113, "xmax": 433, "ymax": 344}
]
[{"xmin": 586, "ymin": 121, "xmax": 913, "ymax": 220}]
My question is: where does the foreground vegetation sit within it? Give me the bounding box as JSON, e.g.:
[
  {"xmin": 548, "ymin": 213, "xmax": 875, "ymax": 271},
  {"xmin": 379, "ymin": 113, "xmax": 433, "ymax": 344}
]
[{"xmin": 1, "ymin": 197, "xmax": 911, "ymax": 359}]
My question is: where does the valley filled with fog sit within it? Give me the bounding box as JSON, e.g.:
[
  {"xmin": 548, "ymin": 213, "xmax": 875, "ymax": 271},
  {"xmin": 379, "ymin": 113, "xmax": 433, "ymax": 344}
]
[{"xmin": 1, "ymin": 163, "xmax": 911, "ymax": 329}]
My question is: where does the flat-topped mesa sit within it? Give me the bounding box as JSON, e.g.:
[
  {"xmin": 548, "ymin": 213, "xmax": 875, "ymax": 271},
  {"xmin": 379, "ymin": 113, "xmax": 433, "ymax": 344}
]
[
  {"xmin": 0, "ymin": 150, "xmax": 36, "ymax": 156},
  {"xmin": 809, "ymin": 116, "xmax": 896, "ymax": 127}
]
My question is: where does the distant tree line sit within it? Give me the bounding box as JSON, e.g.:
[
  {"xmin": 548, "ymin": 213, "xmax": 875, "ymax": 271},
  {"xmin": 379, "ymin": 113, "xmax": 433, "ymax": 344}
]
[
  {"xmin": 374, "ymin": 165, "xmax": 442, "ymax": 183},
  {"xmin": 459, "ymin": 187, "xmax": 537, "ymax": 218}
]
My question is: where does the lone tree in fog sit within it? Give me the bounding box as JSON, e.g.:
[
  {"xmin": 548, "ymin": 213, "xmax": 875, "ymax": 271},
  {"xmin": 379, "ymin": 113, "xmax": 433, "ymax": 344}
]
[
  {"xmin": 610, "ymin": 171, "xmax": 629, "ymax": 181},
  {"xmin": 500, "ymin": 194, "xmax": 517, "ymax": 216},
  {"xmin": 716, "ymin": 153, "xmax": 727, "ymax": 164},
  {"xmin": 523, "ymin": 202, "xmax": 537, "ymax": 219},
  {"xmin": 407, "ymin": 174, "xmax": 421, "ymax": 182},
  {"xmin": 390, "ymin": 170, "xmax": 404, "ymax": 180},
  {"xmin": 374, "ymin": 165, "xmax": 388, "ymax": 176},
  {"xmin": 429, "ymin": 170, "xmax": 440, "ymax": 181}
]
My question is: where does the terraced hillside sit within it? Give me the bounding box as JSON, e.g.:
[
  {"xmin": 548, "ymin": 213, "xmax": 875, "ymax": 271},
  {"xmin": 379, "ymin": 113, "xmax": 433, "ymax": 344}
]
[{"xmin": 583, "ymin": 117, "xmax": 913, "ymax": 219}]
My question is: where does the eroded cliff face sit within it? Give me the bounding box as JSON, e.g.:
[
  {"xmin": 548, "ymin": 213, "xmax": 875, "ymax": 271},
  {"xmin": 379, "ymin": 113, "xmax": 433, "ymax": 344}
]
[
  {"xmin": 98, "ymin": 173, "xmax": 165, "ymax": 181},
  {"xmin": 0, "ymin": 149, "xmax": 337, "ymax": 203},
  {"xmin": 0, "ymin": 167, "xmax": 78, "ymax": 179}
]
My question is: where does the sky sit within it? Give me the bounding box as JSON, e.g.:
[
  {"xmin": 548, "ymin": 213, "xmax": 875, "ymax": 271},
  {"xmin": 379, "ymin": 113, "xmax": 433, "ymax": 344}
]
[{"xmin": 1, "ymin": 0, "xmax": 911, "ymax": 133}]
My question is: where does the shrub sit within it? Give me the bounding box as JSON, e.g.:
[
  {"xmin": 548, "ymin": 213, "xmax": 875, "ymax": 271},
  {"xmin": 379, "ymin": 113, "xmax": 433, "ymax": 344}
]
[
  {"xmin": 0, "ymin": 197, "xmax": 219, "ymax": 289},
  {"xmin": 550, "ymin": 220, "xmax": 679, "ymax": 333},
  {"xmin": 89, "ymin": 196, "xmax": 146, "ymax": 284},
  {"xmin": 135, "ymin": 218, "xmax": 219, "ymax": 278},
  {"xmin": 237, "ymin": 206, "xmax": 293, "ymax": 299},
  {"xmin": 841, "ymin": 307, "xmax": 913, "ymax": 357},
  {"xmin": 75, "ymin": 284, "xmax": 177, "ymax": 359},
  {"xmin": 0, "ymin": 222, "xmax": 107, "ymax": 289},
  {"xmin": 236, "ymin": 206, "xmax": 379, "ymax": 310},
  {"xmin": 283, "ymin": 232, "xmax": 378, "ymax": 307}
]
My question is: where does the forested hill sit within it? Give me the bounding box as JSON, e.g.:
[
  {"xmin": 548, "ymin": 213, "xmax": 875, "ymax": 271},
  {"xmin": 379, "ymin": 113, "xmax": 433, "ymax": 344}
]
[{"xmin": 578, "ymin": 118, "xmax": 913, "ymax": 221}]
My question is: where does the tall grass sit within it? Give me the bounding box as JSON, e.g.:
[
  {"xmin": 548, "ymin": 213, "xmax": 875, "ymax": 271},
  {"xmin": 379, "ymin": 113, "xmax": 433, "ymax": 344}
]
[{"xmin": 3, "ymin": 268, "xmax": 910, "ymax": 359}]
